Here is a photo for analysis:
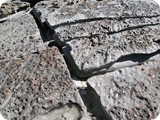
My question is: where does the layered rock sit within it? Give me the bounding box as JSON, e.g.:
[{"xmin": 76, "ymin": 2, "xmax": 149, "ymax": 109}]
[
  {"xmin": 0, "ymin": 0, "xmax": 160, "ymax": 120},
  {"xmin": 33, "ymin": 0, "xmax": 160, "ymax": 78}
]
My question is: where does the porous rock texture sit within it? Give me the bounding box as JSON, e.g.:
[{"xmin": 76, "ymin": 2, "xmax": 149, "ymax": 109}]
[
  {"xmin": 33, "ymin": 0, "xmax": 160, "ymax": 78},
  {"xmin": 0, "ymin": 0, "xmax": 30, "ymax": 18},
  {"xmin": 0, "ymin": 0, "xmax": 160, "ymax": 120},
  {"xmin": 0, "ymin": 47, "xmax": 87, "ymax": 120},
  {"xmin": 87, "ymin": 53, "xmax": 160, "ymax": 120},
  {"xmin": 0, "ymin": 12, "xmax": 44, "ymax": 59}
]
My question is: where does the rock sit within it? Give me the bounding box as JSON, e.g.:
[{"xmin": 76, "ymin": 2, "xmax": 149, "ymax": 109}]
[
  {"xmin": 33, "ymin": 0, "xmax": 160, "ymax": 78},
  {"xmin": 0, "ymin": 47, "xmax": 88, "ymax": 120},
  {"xmin": 0, "ymin": 0, "xmax": 30, "ymax": 18},
  {"xmin": 0, "ymin": 0, "xmax": 160, "ymax": 119},
  {"xmin": 87, "ymin": 54, "xmax": 160, "ymax": 120},
  {"xmin": 33, "ymin": 0, "xmax": 81, "ymax": 23},
  {"xmin": 33, "ymin": 0, "xmax": 160, "ymax": 25},
  {"xmin": 0, "ymin": 12, "xmax": 44, "ymax": 60}
]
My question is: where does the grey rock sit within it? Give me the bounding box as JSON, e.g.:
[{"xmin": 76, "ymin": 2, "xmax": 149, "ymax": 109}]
[
  {"xmin": 49, "ymin": 0, "xmax": 160, "ymax": 77},
  {"xmin": 33, "ymin": 0, "xmax": 160, "ymax": 77},
  {"xmin": 87, "ymin": 54, "xmax": 160, "ymax": 120},
  {"xmin": 0, "ymin": 12, "xmax": 44, "ymax": 60},
  {"xmin": 0, "ymin": 47, "xmax": 87, "ymax": 120},
  {"xmin": 0, "ymin": 0, "xmax": 30, "ymax": 18},
  {"xmin": 33, "ymin": 0, "xmax": 81, "ymax": 23},
  {"xmin": 33, "ymin": 0, "xmax": 160, "ymax": 26}
]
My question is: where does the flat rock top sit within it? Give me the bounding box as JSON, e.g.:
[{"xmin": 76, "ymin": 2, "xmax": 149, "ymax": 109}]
[
  {"xmin": 0, "ymin": 47, "xmax": 79, "ymax": 120},
  {"xmin": 88, "ymin": 54, "xmax": 160, "ymax": 120},
  {"xmin": 0, "ymin": 12, "xmax": 44, "ymax": 60}
]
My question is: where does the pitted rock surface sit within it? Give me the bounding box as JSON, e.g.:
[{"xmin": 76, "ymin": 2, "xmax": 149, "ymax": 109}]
[
  {"xmin": 0, "ymin": 0, "xmax": 160, "ymax": 120},
  {"xmin": 0, "ymin": 47, "xmax": 83, "ymax": 120},
  {"xmin": 87, "ymin": 54, "xmax": 160, "ymax": 120},
  {"xmin": 33, "ymin": 0, "xmax": 160, "ymax": 77},
  {"xmin": 0, "ymin": 13, "xmax": 44, "ymax": 60},
  {"xmin": 0, "ymin": 0, "xmax": 30, "ymax": 18}
]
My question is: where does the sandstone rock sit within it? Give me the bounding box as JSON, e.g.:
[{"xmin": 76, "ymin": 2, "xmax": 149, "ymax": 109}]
[
  {"xmin": 0, "ymin": 12, "xmax": 44, "ymax": 60},
  {"xmin": 0, "ymin": 47, "xmax": 87, "ymax": 120},
  {"xmin": 33, "ymin": 0, "xmax": 160, "ymax": 77},
  {"xmin": 87, "ymin": 54, "xmax": 160, "ymax": 120}
]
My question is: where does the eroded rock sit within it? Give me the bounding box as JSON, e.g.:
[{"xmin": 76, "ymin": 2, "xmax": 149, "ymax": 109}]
[
  {"xmin": 0, "ymin": 12, "xmax": 44, "ymax": 60},
  {"xmin": 0, "ymin": 47, "xmax": 87, "ymax": 120},
  {"xmin": 0, "ymin": 0, "xmax": 30, "ymax": 18},
  {"xmin": 32, "ymin": 0, "xmax": 160, "ymax": 78},
  {"xmin": 87, "ymin": 54, "xmax": 160, "ymax": 120}
]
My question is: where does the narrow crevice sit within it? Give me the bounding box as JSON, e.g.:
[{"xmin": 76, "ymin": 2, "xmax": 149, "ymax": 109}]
[
  {"xmin": 79, "ymin": 85, "xmax": 113, "ymax": 120},
  {"xmin": 20, "ymin": 0, "xmax": 44, "ymax": 7},
  {"xmin": 31, "ymin": 9, "xmax": 160, "ymax": 79},
  {"xmin": 30, "ymin": 10, "xmax": 52, "ymax": 42},
  {"xmin": 49, "ymin": 15, "xmax": 160, "ymax": 29},
  {"xmin": 106, "ymin": 23, "xmax": 160, "ymax": 35}
]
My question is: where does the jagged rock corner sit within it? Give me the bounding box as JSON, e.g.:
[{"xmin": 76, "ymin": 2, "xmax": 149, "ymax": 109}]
[{"xmin": 0, "ymin": 0, "xmax": 160, "ymax": 120}]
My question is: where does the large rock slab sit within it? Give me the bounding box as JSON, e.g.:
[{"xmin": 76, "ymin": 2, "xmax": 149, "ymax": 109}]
[
  {"xmin": 0, "ymin": 12, "xmax": 44, "ymax": 60},
  {"xmin": 33, "ymin": 0, "xmax": 160, "ymax": 78},
  {"xmin": 87, "ymin": 54, "xmax": 160, "ymax": 120},
  {"xmin": 0, "ymin": 47, "xmax": 87, "ymax": 120}
]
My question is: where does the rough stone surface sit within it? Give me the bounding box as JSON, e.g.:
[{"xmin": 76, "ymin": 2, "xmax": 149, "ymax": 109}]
[
  {"xmin": 0, "ymin": 47, "xmax": 86, "ymax": 120},
  {"xmin": 33, "ymin": 0, "xmax": 160, "ymax": 77},
  {"xmin": 0, "ymin": 12, "xmax": 44, "ymax": 60},
  {"xmin": 0, "ymin": 0, "xmax": 160, "ymax": 120},
  {"xmin": 0, "ymin": 0, "xmax": 30, "ymax": 18},
  {"xmin": 87, "ymin": 54, "xmax": 160, "ymax": 120}
]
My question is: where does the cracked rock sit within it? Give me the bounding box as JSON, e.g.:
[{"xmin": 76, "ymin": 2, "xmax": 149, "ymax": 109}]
[
  {"xmin": 0, "ymin": 47, "xmax": 88, "ymax": 120},
  {"xmin": 87, "ymin": 54, "xmax": 160, "ymax": 120},
  {"xmin": 33, "ymin": 0, "xmax": 160, "ymax": 77}
]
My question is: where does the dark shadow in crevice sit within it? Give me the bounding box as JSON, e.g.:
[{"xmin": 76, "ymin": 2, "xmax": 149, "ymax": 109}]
[
  {"xmin": 79, "ymin": 85, "xmax": 113, "ymax": 120},
  {"xmin": 106, "ymin": 23, "xmax": 160, "ymax": 35},
  {"xmin": 116, "ymin": 49, "xmax": 160, "ymax": 63},
  {"xmin": 48, "ymin": 15, "xmax": 160, "ymax": 29},
  {"xmin": 20, "ymin": 0, "xmax": 44, "ymax": 7},
  {"xmin": 30, "ymin": 10, "xmax": 52, "ymax": 42},
  {"xmin": 61, "ymin": 43, "xmax": 160, "ymax": 79}
]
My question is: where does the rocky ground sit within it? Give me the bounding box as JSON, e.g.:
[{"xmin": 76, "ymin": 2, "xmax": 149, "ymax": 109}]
[{"xmin": 0, "ymin": 0, "xmax": 160, "ymax": 120}]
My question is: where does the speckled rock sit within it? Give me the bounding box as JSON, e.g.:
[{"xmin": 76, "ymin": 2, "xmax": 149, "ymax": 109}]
[
  {"xmin": 0, "ymin": 0, "xmax": 30, "ymax": 18},
  {"xmin": 0, "ymin": 12, "xmax": 44, "ymax": 60},
  {"xmin": 33, "ymin": 0, "xmax": 160, "ymax": 78},
  {"xmin": 0, "ymin": 47, "xmax": 87, "ymax": 120},
  {"xmin": 87, "ymin": 53, "xmax": 160, "ymax": 120}
]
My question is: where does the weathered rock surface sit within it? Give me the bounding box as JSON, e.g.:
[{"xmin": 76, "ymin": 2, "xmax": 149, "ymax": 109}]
[
  {"xmin": 87, "ymin": 54, "xmax": 160, "ymax": 120},
  {"xmin": 0, "ymin": 0, "xmax": 30, "ymax": 18},
  {"xmin": 0, "ymin": 0, "xmax": 160, "ymax": 120},
  {"xmin": 0, "ymin": 12, "xmax": 44, "ymax": 60},
  {"xmin": 33, "ymin": 0, "xmax": 160, "ymax": 78},
  {"xmin": 0, "ymin": 47, "xmax": 87, "ymax": 120}
]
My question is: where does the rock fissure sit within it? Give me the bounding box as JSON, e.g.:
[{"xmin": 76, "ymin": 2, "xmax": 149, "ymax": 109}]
[{"xmin": 0, "ymin": 0, "xmax": 160, "ymax": 120}]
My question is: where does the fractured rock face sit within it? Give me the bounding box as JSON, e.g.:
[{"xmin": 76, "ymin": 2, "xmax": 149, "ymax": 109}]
[
  {"xmin": 0, "ymin": 13, "xmax": 44, "ymax": 60},
  {"xmin": 33, "ymin": 0, "xmax": 160, "ymax": 78},
  {"xmin": 0, "ymin": 47, "xmax": 85, "ymax": 120},
  {"xmin": 87, "ymin": 54, "xmax": 160, "ymax": 120}
]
